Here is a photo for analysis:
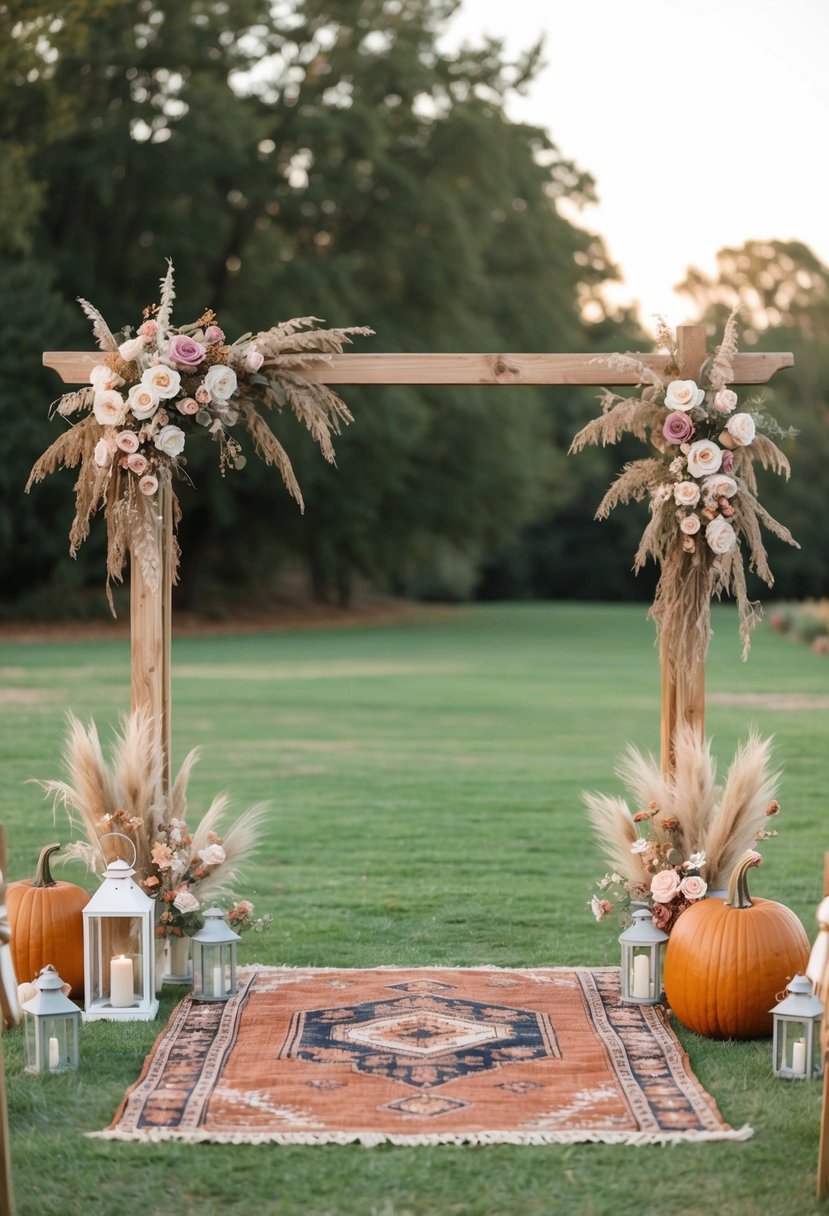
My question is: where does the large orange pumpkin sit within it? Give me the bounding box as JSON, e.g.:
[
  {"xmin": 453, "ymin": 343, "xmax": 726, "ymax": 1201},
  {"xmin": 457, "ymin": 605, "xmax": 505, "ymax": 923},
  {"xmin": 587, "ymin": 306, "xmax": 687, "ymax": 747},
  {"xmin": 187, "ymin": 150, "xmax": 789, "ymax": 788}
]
[
  {"xmin": 7, "ymin": 843, "xmax": 90, "ymax": 998},
  {"xmin": 663, "ymin": 850, "xmax": 809, "ymax": 1039}
]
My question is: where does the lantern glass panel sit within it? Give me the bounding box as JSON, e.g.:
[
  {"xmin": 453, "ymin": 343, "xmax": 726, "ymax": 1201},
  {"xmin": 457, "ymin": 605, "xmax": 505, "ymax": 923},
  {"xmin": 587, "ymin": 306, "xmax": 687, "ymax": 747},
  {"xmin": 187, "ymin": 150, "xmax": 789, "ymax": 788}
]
[
  {"xmin": 86, "ymin": 915, "xmax": 145, "ymax": 1008},
  {"xmin": 193, "ymin": 941, "xmax": 236, "ymax": 1000},
  {"xmin": 24, "ymin": 1012, "xmax": 79, "ymax": 1073},
  {"xmin": 774, "ymin": 1018, "xmax": 817, "ymax": 1078}
]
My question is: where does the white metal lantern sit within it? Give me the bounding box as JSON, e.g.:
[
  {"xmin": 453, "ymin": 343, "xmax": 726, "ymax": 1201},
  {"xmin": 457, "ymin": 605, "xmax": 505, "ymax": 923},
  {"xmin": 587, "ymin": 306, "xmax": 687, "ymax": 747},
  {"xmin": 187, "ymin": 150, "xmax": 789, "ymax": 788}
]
[
  {"xmin": 619, "ymin": 907, "xmax": 669, "ymax": 1005},
  {"xmin": 771, "ymin": 974, "xmax": 823, "ymax": 1079},
  {"xmin": 82, "ymin": 835, "xmax": 158, "ymax": 1021},
  {"xmin": 191, "ymin": 908, "xmax": 239, "ymax": 1002},
  {"xmin": 22, "ymin": 964, "xmax": 80, "ymax": 1073}
]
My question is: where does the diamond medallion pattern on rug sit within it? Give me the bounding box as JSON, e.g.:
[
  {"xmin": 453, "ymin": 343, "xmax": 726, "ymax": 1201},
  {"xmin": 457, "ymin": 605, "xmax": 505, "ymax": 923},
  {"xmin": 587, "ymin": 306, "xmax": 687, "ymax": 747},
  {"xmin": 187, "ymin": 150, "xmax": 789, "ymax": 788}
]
[{"xmin": 283, "ymin": 990, "xmax": 560, "ymax": 1089}]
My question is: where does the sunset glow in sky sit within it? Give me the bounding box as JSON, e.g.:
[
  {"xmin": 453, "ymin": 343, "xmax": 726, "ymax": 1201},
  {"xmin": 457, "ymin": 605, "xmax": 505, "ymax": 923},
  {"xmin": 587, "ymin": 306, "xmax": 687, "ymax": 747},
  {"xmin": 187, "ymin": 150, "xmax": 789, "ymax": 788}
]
[{"xmin": 444, "ymin": 0, "xmax": 829, "ymax": 332}]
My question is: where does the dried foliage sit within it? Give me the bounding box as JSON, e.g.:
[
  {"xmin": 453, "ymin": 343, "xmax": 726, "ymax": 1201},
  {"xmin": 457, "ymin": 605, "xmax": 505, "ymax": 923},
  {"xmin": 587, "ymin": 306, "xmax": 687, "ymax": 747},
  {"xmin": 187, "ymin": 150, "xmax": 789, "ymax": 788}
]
[
  {"xmin": 572, "ymin": 313, "xmax": 797, "ymax": 666},
  {"xmin": 29, "ymin": 266, "xmax": 371, "ymax": 610},
  {"xmin": 586, "ymin": 723, "xmax": 781, "ymax": 896},
  {"xmin": 38, "ymin": 708, "xmax": 267, "ymax": 925}
]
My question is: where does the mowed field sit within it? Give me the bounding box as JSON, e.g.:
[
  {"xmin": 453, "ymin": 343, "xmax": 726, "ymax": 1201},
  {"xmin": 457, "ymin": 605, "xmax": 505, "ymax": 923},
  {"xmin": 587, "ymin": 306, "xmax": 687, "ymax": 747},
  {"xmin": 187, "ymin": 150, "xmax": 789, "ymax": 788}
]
[{"xmin": 1, "ymin": 602, "xmax": 827, "ymax": 1216}]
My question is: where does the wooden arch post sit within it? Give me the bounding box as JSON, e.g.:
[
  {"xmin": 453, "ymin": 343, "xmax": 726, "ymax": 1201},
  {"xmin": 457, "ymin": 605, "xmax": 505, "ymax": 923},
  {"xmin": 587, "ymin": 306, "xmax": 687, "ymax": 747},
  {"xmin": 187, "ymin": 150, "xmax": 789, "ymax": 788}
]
[{"xmin": 43, "ymin": 334, "xmax": 792, "ymax": 788}]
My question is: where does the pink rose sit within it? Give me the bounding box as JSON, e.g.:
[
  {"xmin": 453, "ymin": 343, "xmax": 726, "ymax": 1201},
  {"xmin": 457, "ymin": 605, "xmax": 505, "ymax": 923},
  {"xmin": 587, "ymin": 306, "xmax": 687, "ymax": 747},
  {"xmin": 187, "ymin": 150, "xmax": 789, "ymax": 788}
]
[
  {"xmin": 204, "ymin": 325, "xmax": 225, "ymax": 344},
  {"xmin": 679, "ymin": 874, "xmax": 708, "ymax": 901},
  {"xmin": 721, "ymin": 450, "xmax": 734, "ymax": 473},
  {"xmin": 115, "ymin": 430, "xmax": 140, "ymax": 454},
  {"xmin": 127, "ymin": 453, "xmax": 148, "ymax": 475},
  {"xmin": 680, "ymin": 514, "xmax": 700, "ymax": 535},
  {"xmin": 650, "ymin": 869, "xmax": 681, "ymax": 904},
  {"xmin": 138, "ymin": 473, "xmax": 159, "ymax": 496},
  {"xmin": 138, "ymin": 319, "xmax": 158, "ymax": 339},
  {"xmin": 663, "ymin": 412, "xmax": 695, "ymax": 445},
  {"xmin": 168, "ymin": 334, "xmax": 206, "ymax": 368},
  {"xmin": 246, "ymin": 348, "xmax": 265, "ymax": 372},
  {"xmin": 177, "ymin": 397, "xmax": 200, "ymax": 416},
  {"xmin": 195, "ymin": 385, "xmax": 211, "ymax": 404}
]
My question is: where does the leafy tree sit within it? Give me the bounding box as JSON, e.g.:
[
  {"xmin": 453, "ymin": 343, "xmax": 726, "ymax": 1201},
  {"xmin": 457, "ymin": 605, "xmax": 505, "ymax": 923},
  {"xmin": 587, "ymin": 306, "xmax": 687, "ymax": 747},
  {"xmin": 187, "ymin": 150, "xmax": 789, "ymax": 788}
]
[{"xmin": 2, "ymin": 0, "xmax": 627, "ymax": 613}]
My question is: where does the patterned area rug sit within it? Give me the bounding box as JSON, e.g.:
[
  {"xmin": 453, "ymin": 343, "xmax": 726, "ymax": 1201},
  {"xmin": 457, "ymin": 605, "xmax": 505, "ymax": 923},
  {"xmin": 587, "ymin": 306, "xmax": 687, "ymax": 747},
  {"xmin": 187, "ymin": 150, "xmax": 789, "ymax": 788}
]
[{"xmin": 96, "ymin": 966, "xmax": 751, "ymax": 1145}]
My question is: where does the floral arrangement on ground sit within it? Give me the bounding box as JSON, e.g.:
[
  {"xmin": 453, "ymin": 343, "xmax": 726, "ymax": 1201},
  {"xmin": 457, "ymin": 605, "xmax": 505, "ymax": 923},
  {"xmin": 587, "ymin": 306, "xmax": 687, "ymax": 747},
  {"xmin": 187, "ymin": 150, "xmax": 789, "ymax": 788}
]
[
  {"xmin": 586, "ymin": 725, "xmax": 781, "ymax": 931},
  {"xmin": 770, "ymin": 599, "xmax": 829, "ymax": 655},
  {"xmin": 27, "ymin": 261, "xmax": 371, "ymax": 607},
  {"xmin": 40, "ymin": 708, "xmax": 270, "ymax": 940}
]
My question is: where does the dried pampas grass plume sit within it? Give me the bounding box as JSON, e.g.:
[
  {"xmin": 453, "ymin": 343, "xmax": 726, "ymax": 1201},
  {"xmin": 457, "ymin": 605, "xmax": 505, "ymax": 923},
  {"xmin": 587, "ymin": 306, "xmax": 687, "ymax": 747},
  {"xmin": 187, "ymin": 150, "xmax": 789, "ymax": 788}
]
[{"xmin": 584, "ymin": 727, "xmax": 781, "ymax": 891}]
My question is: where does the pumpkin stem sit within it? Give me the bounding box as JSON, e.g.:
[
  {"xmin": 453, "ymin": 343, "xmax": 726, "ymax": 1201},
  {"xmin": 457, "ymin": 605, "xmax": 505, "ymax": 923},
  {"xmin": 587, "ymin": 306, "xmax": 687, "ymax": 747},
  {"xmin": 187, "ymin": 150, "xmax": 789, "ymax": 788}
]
[
  {"xmin": 725, "ymin": 850, "xmax": 763, "ymax": 910},
  {"xmin": 32, "ymin": 844, "xmax": 62, "ymax": 889}
]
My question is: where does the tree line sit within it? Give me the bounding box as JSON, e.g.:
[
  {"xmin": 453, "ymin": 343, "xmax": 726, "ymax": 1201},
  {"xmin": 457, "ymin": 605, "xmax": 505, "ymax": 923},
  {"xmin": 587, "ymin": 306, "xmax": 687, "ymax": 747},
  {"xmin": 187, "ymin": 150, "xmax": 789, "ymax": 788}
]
[{"xmin": 1, "ymin": 1, "xmax": 826, "ymax": 617}]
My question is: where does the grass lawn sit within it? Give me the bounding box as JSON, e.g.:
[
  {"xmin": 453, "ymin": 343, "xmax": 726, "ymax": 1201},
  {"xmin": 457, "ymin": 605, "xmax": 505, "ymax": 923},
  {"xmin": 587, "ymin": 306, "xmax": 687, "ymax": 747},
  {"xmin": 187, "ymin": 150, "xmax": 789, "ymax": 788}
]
[{"xmin": 1, "ymin": 601, "xmax": 827, "ymax": 1216}]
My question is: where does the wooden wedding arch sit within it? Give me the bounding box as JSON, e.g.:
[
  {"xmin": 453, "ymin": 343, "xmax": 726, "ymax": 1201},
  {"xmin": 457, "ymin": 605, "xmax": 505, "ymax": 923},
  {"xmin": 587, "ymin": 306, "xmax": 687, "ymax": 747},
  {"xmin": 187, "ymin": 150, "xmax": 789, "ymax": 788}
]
[{"xmin": 44, "ymin": 326, "xmax": 792, "ymax": 793}]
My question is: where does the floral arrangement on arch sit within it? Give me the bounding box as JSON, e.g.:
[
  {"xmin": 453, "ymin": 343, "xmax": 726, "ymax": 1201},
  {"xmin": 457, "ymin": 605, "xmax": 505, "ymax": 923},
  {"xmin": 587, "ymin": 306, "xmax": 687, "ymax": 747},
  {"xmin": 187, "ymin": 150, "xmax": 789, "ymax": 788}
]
[
  {"xmin": 40, "ymin": 709, "xmax": 270, "ymax": 939},
  {"xmin": 570, "ymin": 310, "xmax": 798, "ymax": 671},
  {"xmin": 27, "ymin": 261, "xmax": 371, "ymax": 608},
  {"xmin": 587, "ymin": 725, "xmax": 781, "ymax": 931}
]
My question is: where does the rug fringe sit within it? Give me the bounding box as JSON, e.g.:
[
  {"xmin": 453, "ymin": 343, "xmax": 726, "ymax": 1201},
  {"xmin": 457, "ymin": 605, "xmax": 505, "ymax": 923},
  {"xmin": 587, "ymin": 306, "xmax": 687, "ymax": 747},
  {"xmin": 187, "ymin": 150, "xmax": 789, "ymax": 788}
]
[{"xmin": 88, "ymin": 1126, "xmax": 754, "ymax": 1147}]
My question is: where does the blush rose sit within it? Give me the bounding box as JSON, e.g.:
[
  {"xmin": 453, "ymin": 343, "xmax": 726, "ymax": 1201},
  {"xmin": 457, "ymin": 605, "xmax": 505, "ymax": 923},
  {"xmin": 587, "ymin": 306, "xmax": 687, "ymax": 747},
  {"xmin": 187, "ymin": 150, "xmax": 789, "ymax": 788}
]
[
  {"xmin": 665, "ymin": 380, "xmax": 705, "ymax": 411},
  {"xmin": 650, "ymin": 869, "xmax": 681, "ymax": 904},
  {"xmin": 663, "ymin": 412, "xmax": 695, "ymax": 444},
  {"xmin": 686, "ymin": 439, "xmax": 723, "ymax": 478}
]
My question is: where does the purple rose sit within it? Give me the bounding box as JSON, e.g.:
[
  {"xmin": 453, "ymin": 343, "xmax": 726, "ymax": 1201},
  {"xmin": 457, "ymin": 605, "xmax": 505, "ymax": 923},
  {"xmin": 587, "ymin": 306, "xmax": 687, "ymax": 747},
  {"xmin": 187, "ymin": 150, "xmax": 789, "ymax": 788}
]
[
  {"xmin": 168, "ymin": 334, "xmax": 206, "ymax": 367},
  {"xmin": 721, "ymin": 449, "xmax": 734, "ymax": 473},
  {"xmin": 204, "ymin": 325, "xmax": 225, "ymax": 344},
  {"xmin": 663, "ymin": 411, "xmax": 695, "ymax": 445}
]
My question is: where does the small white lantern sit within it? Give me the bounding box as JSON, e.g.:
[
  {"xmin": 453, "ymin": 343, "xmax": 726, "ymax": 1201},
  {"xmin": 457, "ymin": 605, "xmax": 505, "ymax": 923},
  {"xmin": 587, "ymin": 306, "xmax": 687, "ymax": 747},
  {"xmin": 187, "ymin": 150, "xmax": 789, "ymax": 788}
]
[
  {"xmin": 619, "ymin": 907, "xmax": 669, "ymax": 1005},
  {"xmin": 22, "ymin": 964, "xmax": 80, "ymax": 1074},
  {"xmin": 771, "ymin": 974, "xmax": 823, "ymax": 1080},
  {"xmin": 82, "ymin": 835, "xmax": 158, "ymax": 1021},
  {"xmin": 191, "ymin": 908, "xmax": 239, "ymax": 1002}
]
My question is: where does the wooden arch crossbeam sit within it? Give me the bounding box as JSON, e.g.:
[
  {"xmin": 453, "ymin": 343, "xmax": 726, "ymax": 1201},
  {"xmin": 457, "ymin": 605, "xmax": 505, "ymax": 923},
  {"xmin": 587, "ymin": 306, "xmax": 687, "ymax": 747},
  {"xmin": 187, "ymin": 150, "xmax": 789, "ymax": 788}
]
[{"xmin": 43, "ymin": 329, "xmax": 793, "ymax": 792}]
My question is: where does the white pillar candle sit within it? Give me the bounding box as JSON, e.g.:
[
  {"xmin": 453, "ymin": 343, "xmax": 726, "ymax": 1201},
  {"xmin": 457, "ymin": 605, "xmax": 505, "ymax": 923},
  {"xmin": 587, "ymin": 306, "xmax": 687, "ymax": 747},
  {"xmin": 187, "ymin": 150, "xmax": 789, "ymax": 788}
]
[
  {"xmin": 632, "ymin": 953, "xmax": 651, "ymax": 999},
  {"xmin": 212, "ymin": 964, "xmax": 224, "ymax": 998},
  {"xmin": 48, "ymin": 1036, "xmax": 60, "ymax": 1070},
  {"xmin": 110, "ymin": 954, "xmax": 135, "ymax": 1007},
  {"xmin": 792, "ymin": 1037, "xmax": 807, "ymax": 1075}
]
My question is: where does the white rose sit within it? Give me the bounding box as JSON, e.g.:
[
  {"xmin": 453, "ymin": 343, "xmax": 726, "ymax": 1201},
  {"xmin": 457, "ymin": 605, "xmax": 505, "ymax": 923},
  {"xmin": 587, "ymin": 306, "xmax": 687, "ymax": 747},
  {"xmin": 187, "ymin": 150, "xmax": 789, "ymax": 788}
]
[
  {"xmin": 138, "ymin": 473, "xmax": 159, "ymax": 496},
  {"xmin": 725, "ymin": 412, "xmax": 756, "ymax": 447},
  {"xmin": 118, "ymin": 336, "xmax": 147, "ymax": 362},
  {"xmin": 142, "ymin": 363, "xmax": 182, "ymax": 399},
  {"xmin": 153, "ymin": 424, "xmax": 186, "ymax": 458},
  {"xmin": 673, "ymin": 481, "xmax": 700, "ymax": 507},
  {"xmin": 713, "ymin": 389, "xmax": 738, "ymax": 414},
  {"xmin": 198, "ymin": 843, "xmax": 226, "ymax": 867},
  {"xmin": 173, "ymin": 889, "xmax": 200, "ymax": 914},
  {"xmin": 680, "ymin": 514, "xmax": 701, "ymax": 535},
  {"xmin": 127, "ymin": 382, "xmax": 160, "ymax": 420},
  {"xmin": 93, "ymin": 389, "xmax": 127, "ymax": 427},
  {"xmin": 203, "ymin": 364, "xmax": 238, "ymax": 402},
  {"xmin": 702, "ymin": 473, "xmax": 738, "ymax": 501},
  {"xmin": 706, "ymin": 515, "xmax": 737, "ymax": 554},
  {"xmin": 686, "ymin": 439, "xmax": 723, "ymax": 478},
  {"xmin": 89, "ymin": 364, "xmax": 124, "ymax": 391},
  {"xmin": 93, "ymin": 438, "xmax": 113, "ymax": 467},
  {"xmin": 665, "ymin": 379, "xmax": 705, "ymax": 411}
]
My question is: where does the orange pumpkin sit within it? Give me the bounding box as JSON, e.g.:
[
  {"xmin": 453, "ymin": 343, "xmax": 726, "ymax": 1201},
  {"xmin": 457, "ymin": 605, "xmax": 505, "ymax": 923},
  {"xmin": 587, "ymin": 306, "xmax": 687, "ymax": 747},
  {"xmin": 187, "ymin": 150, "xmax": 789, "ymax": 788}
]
[
  {"xmin": 663, "ymin": 850, "xmax": 809, "ymax": 1039},
  {"xmin": 7, "ymin": 843, "xmax": 90, "ymax": 998}
]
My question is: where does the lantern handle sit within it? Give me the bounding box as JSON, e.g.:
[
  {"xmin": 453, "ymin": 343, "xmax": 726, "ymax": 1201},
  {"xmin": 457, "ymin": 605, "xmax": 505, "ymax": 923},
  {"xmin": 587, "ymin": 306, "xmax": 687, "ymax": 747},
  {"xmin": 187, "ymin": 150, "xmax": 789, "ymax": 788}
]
[{"xmin": 100, "ymin": 831, "xmax": 138, "ymax": 871}]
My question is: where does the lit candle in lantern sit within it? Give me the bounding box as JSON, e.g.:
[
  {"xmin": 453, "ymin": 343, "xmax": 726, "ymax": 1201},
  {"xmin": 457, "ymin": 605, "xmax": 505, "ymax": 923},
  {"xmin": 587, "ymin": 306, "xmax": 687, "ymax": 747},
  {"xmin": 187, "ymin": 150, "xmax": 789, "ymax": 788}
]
[
  {"xmin": 110, "ymin": 954, "xmax": 134, "ymax": 1007},
  {"xmin": 48, "ymin": 1036, "xmax": 60, "ymax": 1070},
  {"xmin": 792, "ymin": 1038, "xmax": 807, "ymax": 1075},
  {"xmin": 632, "ymin": 954, "xmax": 651, "ymax": 1000}
]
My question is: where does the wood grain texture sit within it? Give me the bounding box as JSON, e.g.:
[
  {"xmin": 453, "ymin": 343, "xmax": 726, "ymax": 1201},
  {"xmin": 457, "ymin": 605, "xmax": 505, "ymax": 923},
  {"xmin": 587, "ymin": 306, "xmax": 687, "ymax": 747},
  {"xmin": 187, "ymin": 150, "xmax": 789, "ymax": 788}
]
[
  {"xmin": 129, "ymin": 482, "xmax": 172, "ymax": 800},
  {"xmin": 42, "ymin": 350, "xmax": 794, "ymax": 387}
]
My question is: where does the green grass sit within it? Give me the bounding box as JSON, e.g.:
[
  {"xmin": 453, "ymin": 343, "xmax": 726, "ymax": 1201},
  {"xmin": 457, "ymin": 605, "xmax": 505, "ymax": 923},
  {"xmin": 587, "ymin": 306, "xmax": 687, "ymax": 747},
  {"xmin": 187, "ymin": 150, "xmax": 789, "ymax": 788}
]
[{"xmin": 1, "ymin": 602, "xmax": 827, "ymax": 1216}]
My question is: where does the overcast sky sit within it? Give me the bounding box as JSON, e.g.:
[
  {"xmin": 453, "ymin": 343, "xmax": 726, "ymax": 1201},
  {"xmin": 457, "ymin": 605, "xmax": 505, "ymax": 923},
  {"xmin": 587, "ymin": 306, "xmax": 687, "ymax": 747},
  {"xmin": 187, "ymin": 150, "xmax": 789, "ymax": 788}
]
[{"xmin": 442, "ymin": 0, "xmax": 829, "ymax": 332}]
